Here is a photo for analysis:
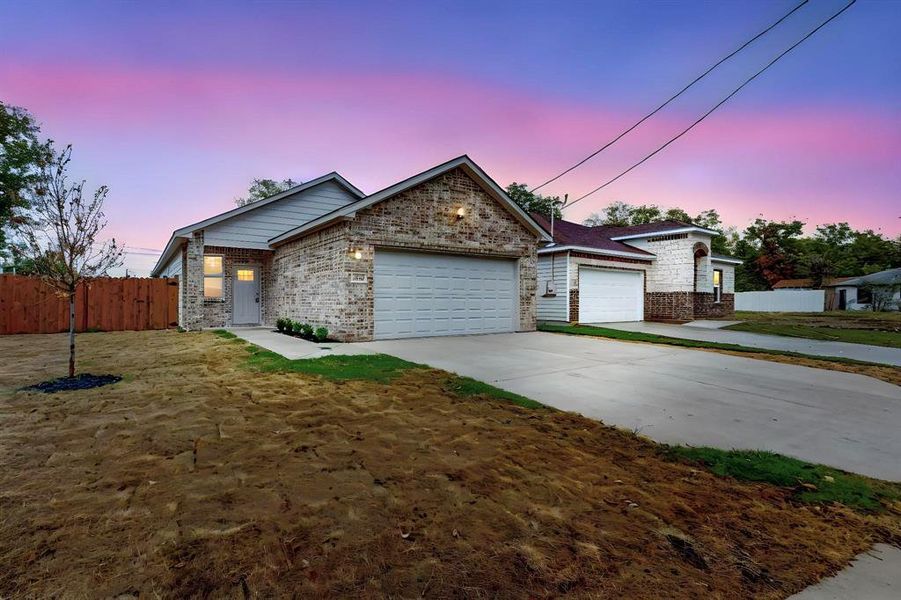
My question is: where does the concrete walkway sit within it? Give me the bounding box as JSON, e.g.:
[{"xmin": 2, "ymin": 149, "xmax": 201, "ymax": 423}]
[
  {"xmin": 589, "ymin": 321, "xmax": 901, "ymax": 366},
  {"xmin": 226, "ymin": 326, "xmax": 371, "ymax": 359},
  {"xmin": 788, "ymin": 544, "xmax": 901, "ymax": 599}
]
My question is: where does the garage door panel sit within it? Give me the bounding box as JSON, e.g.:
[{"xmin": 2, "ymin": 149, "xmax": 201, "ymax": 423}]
[
  {"xmin": 578, "ymin": 268, "xmax": 644, "ymax": 323},
  {"xmin": 374, "ymin": 251, "xmax": 517, "ymax": 340}
]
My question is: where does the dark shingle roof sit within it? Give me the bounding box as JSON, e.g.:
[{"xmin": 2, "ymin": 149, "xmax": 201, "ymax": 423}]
[
  {"xmin": 598, "ymin": 220, "xmax": 697, "ymax": 238},
  {"xmin": 531, "ymin": 213, "xmax": 655, "ymax": 256}
]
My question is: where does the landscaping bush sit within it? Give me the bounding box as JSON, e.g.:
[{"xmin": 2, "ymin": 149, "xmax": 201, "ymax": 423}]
[
  {"xmin": 314, "ymin": 326, "xmax": 329, "ymax": 342},
  {"xmin": 276, "ymin": 317, "xmax": 288, "ymax": 332},
  {"xmin": 291, "ymin": 321, "xmax": 305, "ymax": 336},
  {"xmin": 300, "ymin": 323, "xmax": 314, "ymax": 339}
]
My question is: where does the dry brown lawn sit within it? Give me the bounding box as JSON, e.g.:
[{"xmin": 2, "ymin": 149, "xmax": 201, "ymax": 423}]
[{"xmin": 0, "ymin": 330, "xmax": 898, "ymax": 598}]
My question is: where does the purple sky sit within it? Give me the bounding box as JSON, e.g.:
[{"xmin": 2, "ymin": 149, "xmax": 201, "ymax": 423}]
[{"xmin": 2, "ymin": 1, "xmax": 899, "ymax": 273}]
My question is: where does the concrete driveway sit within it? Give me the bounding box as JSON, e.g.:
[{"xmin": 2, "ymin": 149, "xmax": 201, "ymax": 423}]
[
  {"xmin": 349, "ymin": 332, "xmax": 901, "ymax": 480},
  {"xmin": 591, "ymin": 321, "xmax": 901, "ymax": 366}
]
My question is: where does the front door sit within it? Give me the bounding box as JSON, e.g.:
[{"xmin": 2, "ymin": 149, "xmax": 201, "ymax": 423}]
[
  {"xmin": 838, "ymin": 289, "xmax": 847, "ymax": 310},
  {"xmin": 233, "ymin": 265, "xmax": 260, "ymax": 325}
]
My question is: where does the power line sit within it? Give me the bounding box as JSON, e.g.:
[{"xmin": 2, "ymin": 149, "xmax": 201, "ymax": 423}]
[
  {"xmin": 566, "ymin": 0, "xmax": 856, "ymax": 211},
  {"xmin": 530, "ymin": 0, "xmax": 810, "ymax": 193}
]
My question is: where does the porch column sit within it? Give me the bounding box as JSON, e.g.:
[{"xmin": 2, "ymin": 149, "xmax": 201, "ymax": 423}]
[{"xmin": 181, "ymin": 230, "xmax": 205, "ymax": 330}]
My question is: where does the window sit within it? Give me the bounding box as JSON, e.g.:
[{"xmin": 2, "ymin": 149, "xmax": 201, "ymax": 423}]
[
  {"xmin": 856, "ymin": 287, "xmax": 871, "ymax": 304},
  {"xmin": 713, "ymin": 269, "xmax": 723, "ymax": 303},
  {"xmin": 236, "ymin": 269, "xmax": 255, "ymax": 282},
  {"xmin": 204, "ymin": 255, "xmax": 224, "ymax": 299}
]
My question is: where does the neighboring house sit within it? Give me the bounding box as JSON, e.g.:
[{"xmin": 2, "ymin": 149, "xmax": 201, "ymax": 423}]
[
  {"xmin": 772, "ymin": 277, "xmax": 851, "ymax": 290},
  {"xmin": 151, "ymin": 156, "xmax": 552, "ymax": 341},
  {"xmin": 825, "ymin": 267, "xmax": 901, "ymax": 311},
  {"xmin": 532, "ymin": 215, "xmax": 741, "ymax": 323}
]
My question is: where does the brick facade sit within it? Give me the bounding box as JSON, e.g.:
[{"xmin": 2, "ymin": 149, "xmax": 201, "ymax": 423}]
[
  {"xmin": 270, "ymin": 222, "xmax": 354, "ymax": 339},
  {"xmin": 180, "ymin": 231, "xmax": 205, "ymax": 330},
  {"xmin": 693, "ymin": 292, "xmax": 735, "ymax": 319},
  {"xmin": 271, "ymin": 167, "xmax": 540, "ymax": 341},
  {"xmin": 644, "ymin": 291, "xmax": 695, "ymax": 321}
]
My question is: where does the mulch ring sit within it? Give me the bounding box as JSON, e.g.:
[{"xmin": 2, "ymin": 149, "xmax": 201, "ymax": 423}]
[{"xmin": 22, "ymin": 374, "xmax": 122, "ymax": 394}]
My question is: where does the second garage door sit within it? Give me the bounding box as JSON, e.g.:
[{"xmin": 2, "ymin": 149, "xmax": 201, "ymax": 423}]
[
  {"xmin": 578, "ymin": 267, "xmax": 644, "ymax": 323},
  {"xmin": 374, "ymin": 250, "xmax": 517, "ymax": 340}
]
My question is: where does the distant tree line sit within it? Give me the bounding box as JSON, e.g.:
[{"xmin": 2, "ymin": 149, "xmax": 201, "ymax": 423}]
[{"xmin": 506, "ymin": 185, "xmax": 901, "ymax": 292}]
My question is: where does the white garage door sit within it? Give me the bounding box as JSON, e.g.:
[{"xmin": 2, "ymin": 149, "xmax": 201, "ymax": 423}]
[
  {"xmin": 578, "ymin": 268, "xmax": 644, "ymax": 323},
  {"xmin": 374, "ymin": 250, "xmax": 517, "ymax": 340}
]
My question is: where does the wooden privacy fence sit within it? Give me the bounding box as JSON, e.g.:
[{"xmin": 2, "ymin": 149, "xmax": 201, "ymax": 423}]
[{"xmin": 0, "ymin": 275, "xmax": 178, "ymax": 335}]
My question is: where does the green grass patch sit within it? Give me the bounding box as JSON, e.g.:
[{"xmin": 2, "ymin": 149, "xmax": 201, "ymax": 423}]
[
  {"xmin": 244, "ymin": 345, "xmax": 427, "ymax": 383},
  {"xmin": 667, "ymin": 446, "xmax": 901, "ymax": 512},
  {"xmin": 537, "ymin": 323, "xmax": 885, "ymax": 367},
  {"xmin": 445, "ymin": 375, "xmax": 548, "ymax": 410},
  {"xmin": 725, "ymin": 322, "xmax": 901, "ymax": 348},
  {"xmin": 209, "ymin": 331, "xmax": 549, "ymax": 407}
]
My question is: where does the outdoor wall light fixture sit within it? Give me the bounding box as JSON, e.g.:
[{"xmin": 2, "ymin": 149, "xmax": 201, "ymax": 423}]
[
  {"xmin": 455, "ymin": 207, "xmax": 466, "ymax": 219},
  {"xmin": 353, "ymin": 249, "xmax": 363, "ymax": 260}
]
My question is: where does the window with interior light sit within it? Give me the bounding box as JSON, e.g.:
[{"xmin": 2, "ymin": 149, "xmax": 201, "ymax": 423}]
[
  {"xmin": 713, "ymin": 268, "xmax": 723, "ymax": 303},
  {"xmin": 236, "ymin": 269, "xmax": 254, "ymax": 281},
  {"xmin": 204, "ymin": 255, "xmax": 224, "ymax": 299}
]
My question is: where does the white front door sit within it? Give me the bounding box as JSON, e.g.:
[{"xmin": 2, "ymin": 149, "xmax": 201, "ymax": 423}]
[
  {"xmin": 233, "ymin": 265, "xmax": 260, "ymax": 325},
  {"xmin": 373, "ymin": 250, "xmax": 518, "ymax": 340},
  {"xmin": 578, "ymin": 267, "xmax": 644, "ymax": 322}
]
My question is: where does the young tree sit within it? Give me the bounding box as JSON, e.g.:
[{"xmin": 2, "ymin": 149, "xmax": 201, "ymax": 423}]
[
  {"xmin": 504, "ymin": 183, "xmax": 563, "ymax": 219},
  {"xmin": 1, "ymin": 102, "xmax": 52, "ymax": 255},
  {"xmin": 17, "ymin": 145, "xmax": 123, "ymax": 377},
  {"xmin": 235, "ymin": 177, "xmax": 299, "ymax": 207}
]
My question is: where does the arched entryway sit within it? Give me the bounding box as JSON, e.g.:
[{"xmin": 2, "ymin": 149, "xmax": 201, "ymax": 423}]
[{"xmin": 693, "ymin": 242, "xmax": 709, "ymax": 292}]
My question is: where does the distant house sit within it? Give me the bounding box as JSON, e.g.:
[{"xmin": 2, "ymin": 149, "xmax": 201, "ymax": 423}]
[
  {"xmin": 771, "ymin": 277, "xmax": 851, "ymax": 290},
  {"xmin": 825, "ymin": 268, "xmax": 901, "ymax": 311},
  {"xmin": 532, "ymin": 214, "xmax": 741, "ymax": 323}
]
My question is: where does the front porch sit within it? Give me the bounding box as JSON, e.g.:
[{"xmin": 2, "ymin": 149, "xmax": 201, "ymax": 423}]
[{"xmin": 180, "ymin": 231, "xmax": 274, "ymax": 329}]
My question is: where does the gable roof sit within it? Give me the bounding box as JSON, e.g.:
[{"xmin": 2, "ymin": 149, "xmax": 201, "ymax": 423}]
[
  {"xmin": 773, "ymin": 277, "xmax": 851, "ymax": 289},
  {"xmin": 825, "ymin": 267, "xmax": 901, "ymax": 288},
  {"xmin": 531, "ymin": 213, "xmax": 655, "ymax": 259},
  {"xmin": 150, "ymin": 172, "xmax": 364, "ymax": 276},
  {"xmin": 269, "ymin": 155, "xmax": 553, "ymax": 246}
]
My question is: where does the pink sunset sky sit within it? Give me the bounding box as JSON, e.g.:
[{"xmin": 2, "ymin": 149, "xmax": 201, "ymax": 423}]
[{"xmin": 1, "ymin": 1, "xmax": 898, "ymax": 274}]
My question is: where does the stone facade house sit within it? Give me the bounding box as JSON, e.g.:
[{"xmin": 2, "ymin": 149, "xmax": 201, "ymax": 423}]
[
  {"xmin": 533, "ymin": 215, "xmax": 741, "ymax": 323},
  {"xmin": 151, "ymin": 156, "xmax": 552, "ymax": 341}
]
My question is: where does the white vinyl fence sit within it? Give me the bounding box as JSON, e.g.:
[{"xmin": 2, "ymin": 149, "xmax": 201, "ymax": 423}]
[{"xmin": 734, "ymin": 289, "xmax": 824, "ymax": 312}]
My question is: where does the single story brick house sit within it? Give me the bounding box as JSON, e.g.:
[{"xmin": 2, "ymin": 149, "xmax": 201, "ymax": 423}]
[
  {"xmin": 532, "ymin": 215, "xmax": 741, "ymax": 322},
  {"xmin": 151, "ymin": 156, "xmax": 553, "ymax": 341}
]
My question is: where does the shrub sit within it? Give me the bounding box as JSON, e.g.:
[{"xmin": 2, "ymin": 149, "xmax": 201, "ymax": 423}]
[
  {"xmin": 314, "ymin": 326, "xmax": 329, "ymax": 342},
  {"xmin": 292, "ymin": 321, "xmax": 305, "ymax": 336},
  {"xmin": 276, "ymin": 317, "xmax": 288, "ymax": 332},
  {"xmin": 300, "ymin": 323, "xmax": 314, "ymax": 339}
]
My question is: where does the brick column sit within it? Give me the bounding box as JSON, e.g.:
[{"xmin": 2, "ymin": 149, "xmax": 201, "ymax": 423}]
[
  {"xmin": 181, "ymin": 231, "xmax": 205, "ymax": 330},
  {"xmin": 568, "ymin": 288, "xmax": 579, "ymax": 322}
]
